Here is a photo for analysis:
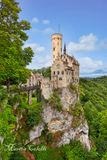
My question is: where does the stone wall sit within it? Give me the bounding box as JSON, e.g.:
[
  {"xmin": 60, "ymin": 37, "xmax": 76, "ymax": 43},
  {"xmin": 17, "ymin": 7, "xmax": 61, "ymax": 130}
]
[{"xmin": 41, "ymin": 77, "xmax": 53, "ymax": 99}]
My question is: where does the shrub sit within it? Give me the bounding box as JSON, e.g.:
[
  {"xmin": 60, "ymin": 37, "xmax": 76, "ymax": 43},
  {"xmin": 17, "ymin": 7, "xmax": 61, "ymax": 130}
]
[
  {"xmin": 69, "ymin": 83, "xmax": 79, "ymax": 94},
  {"xmin": 48, "ymin": 91, "xmax": 62, "ymax": 112},
  {"xmin": 26, "ymin": 103, "xmax": 42, "ymax": 128}
]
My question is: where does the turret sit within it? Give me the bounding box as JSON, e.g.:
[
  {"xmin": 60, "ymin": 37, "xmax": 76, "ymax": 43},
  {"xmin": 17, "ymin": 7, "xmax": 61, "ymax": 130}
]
[
  {"xmin": 63, "ymin": 43, "xmax": 66, "ymax": 54},
  {"xmin": 52, "ymin": 33, "xmax": 62, "ymax": 63}
]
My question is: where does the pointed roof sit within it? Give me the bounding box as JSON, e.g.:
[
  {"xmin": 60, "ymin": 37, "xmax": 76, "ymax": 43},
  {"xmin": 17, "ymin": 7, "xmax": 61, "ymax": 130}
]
[{"xmin": 63, "ymin": 43, "xmax": 66, "ymax": 54}]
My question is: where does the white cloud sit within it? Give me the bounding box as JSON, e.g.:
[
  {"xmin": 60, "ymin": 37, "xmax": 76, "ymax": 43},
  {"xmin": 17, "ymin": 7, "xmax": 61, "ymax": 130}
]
[
  {"xmin": 28, "ymin": 53, "xmax": 52, "ymax": 69},
  {"xmin": 31, "ymin": 27, "xmax": 54, "ymax": 34},
  {"xmin": 43, "ymin": 27, "xmax": 54, "ymax": 34},
  {"xmin": 99, "ymin": 40, "xmax": 107, "ymax": 49},
  {"xmin": 31, "ymin": 17, "xmax": 39, "ymax": 24},
  {"xmin": 67, "ymin": 33, "xmax": 98, "ymax": 53},
  {"xmin": 42, "ymin": 19, "xmax": 50, "ymax": 24},
  {"xmin": 78, "ymin": 57, "xmax": 104, "ymax": 73},
  {"xmin": 24, "ymin": 43, "xmax": 45, "ymax": 53}
]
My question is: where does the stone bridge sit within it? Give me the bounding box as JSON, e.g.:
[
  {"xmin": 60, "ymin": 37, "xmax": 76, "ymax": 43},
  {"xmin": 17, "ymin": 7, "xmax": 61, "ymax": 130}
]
[{"xmin": 21, "ymin": 73, "xmax": 53, "ymax": 104}]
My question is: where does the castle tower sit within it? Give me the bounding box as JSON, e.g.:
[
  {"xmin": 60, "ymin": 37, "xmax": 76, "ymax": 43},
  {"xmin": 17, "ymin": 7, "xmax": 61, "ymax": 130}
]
[{"xmin": 52, "ymin": 33, "xmax": 62, "ymax": 63}]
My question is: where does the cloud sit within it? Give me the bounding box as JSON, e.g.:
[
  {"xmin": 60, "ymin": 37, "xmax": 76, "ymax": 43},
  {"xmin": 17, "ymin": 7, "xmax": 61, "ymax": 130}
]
[
  {"xmin": 24, "ymin": 43, "xmax": 45, "ymax": 53},
  {"xmin": 78, "ymin": 57, "xmax": 105, "ymax": 74},
  {"xmin": 31, "ymin": 17, "xmax": 51, "ymax": 25},
  {"xmin": 42, "ymin": 19, "xmax": 50, "ymax": 24},
  {"xmin": 43, "ymin": 27, "xmax": 54, "ymax": 34},
  {"xmin": 28, "ymin": 53, "xmax": 52, "ymax": 69},
  {"xmin": 31, "ymin": 17, "xmax": 39, "ymax": 24},
  {"xmin": 67, "ymin": 33, "xmax": 98, "ymax": 53},
  {"xmin": 99, "ymin": 40, "xmax": 107, "ymax": 49},
  {"xmin": 31, "ymin": 27, "xmax": 54, "ymax": 34}
]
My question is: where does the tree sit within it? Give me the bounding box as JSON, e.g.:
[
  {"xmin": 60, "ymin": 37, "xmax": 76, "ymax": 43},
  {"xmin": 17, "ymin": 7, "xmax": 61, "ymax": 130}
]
[
  {"xmin": 0, "ymin": 0, "xmax": 34, "ymax": 159},
  {"xmin": 96, "ymin": 110, "xmax": 107, "ymax": 154},
  {"xmin": 0, "ymin": 0, "xmax": 34, "ymax": 91}
]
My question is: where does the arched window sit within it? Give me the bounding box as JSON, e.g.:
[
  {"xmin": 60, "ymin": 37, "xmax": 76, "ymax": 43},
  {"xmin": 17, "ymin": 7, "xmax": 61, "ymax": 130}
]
[
  {"xmin": 62, "ymin": 71, "xmax": 64, "ymax": 75},
  {"xmin": 53, "ymin": 71, "xmax": 55, "ymax": 75},
  {"xmin": 53, "ymin": 47, "xmax": 55, "ymax": 51},
  {"xmin": 59, "ymin": 77, "xmax": 62, "ymax": 80},
  {"xmin": 57, "ymin": 71, "xmax": 60, "ymax": 75}
]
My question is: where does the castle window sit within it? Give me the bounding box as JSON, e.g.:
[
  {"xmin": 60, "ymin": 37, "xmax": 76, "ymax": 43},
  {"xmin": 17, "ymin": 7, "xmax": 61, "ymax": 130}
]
[
  {"xmin": 59, "ymin": 77, "xmax": 62, "ymax": 80},
  {"xmin": 57, "ymin": 71, "xmax": 60, "ymax": 75},
  {"xmin": 53, "ymin": 47, "xmax": 55, "ymax": 51},
  {"xmin": 62, "ymin": 71, "xmax": 64, "ymax": 75},
  {"xmin": 53, "ymin": 71, "xmax": 55, "ymax": 75}
]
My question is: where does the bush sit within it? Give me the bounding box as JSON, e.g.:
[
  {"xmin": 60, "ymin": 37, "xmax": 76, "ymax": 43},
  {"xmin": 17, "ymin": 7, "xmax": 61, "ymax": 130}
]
[
  {"xmin": 9, "ymin": 151, "xmax": 26, "ymax": 160},
  {"xmin": 48, "ymin": 91, "xmax": 62, "ymax": 111},
  {"xmin": 69, "ymin": 83, "xmax": 79, "ymax": 94},
  {"xmin": 26, "ymin": 103, "xmax": 42, "ymax": 128}
]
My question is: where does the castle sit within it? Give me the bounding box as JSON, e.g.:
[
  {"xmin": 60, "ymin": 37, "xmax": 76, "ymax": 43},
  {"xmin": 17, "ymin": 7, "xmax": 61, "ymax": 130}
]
[
  {"xmin": 26, "ymin": 33, "xmax": 79, "ymax": 98},
  {"xmin": 51, "ymin": 33, "xmax": 79, "ymax": 88}
]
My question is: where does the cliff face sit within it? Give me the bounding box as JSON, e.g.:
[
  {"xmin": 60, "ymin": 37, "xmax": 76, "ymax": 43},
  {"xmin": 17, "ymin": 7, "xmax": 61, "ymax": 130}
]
[{"xmin": 29, "ymin": 86, "xmax": 91, "ymax": 151}]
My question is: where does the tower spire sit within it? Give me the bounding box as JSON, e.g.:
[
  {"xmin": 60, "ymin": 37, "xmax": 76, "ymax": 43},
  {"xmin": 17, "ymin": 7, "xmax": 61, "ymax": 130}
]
[{"xmin": 63, "ymin": 43, "xmax": 66, "ymax": 54}]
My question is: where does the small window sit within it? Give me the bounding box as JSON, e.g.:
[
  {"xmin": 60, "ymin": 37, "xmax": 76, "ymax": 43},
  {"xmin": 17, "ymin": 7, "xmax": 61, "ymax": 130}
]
[
  {"xmin": 62, "ymin": 71, "xmax": 64, "ymax": 75},
  {"xmin": 53, "ymin": 47, "xmax": 55, "ymax": 51},
  {"xmin": 59, "ymin": 77, "xmax": 62, "ymax": 80},
  {"xmin": 57, "ymin": 71, "xmax": 60, "ymax": 75},
  {"xmin": 53, "ymin": 71, "xmax": 55, "ymax": 75}
]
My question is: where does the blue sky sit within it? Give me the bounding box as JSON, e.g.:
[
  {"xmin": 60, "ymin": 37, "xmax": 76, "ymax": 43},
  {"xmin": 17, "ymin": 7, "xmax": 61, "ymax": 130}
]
[{"xmin": 18, "ymin": 0, "xmax": 107, "ymax": 76}]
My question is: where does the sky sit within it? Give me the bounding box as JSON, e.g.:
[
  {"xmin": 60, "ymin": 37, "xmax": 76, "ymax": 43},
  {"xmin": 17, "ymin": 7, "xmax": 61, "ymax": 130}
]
[{"xmin": 18, "ymin": 0, "xmax": 107, "ymax": 77}]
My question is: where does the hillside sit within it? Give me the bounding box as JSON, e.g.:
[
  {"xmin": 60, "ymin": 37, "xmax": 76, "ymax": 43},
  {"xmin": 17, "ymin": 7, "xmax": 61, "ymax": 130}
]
[
  {"xmin": 80, "ymin": 76, "xmax": 107, "ymax": 159},
  {"xmin": 1, "ymin": 73, "xmax": 107, "ymax": 160}
]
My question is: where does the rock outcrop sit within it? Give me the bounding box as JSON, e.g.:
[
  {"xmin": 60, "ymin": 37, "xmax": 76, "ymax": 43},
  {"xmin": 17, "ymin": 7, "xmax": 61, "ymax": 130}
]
[{"xmin": 29, "ymin": 87, "xmax": 91, "ymax": 151}]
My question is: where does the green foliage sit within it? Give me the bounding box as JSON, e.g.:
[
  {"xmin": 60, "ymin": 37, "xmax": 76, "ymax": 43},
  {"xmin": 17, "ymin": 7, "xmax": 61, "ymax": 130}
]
[
  {"xmin": 0, "ymin": 0, "xmax": 34, "ymax": 88},
  {"xmin": 9, "ymin": 151, "xmax": 26, "ymax": 160},
  {"xmin": 0, "ymin": 88, "xmax": 16, "ymax": 159},
  {"xmin": 40, "ymin": 124, "xmax": 53, "ymax": 144},
  {"xmin": 48, "ymin": 90, "xmax": 62, "ymax": 111},
  {"xmin": 95, "ymin": 110, "xmax": 107, "ymax": 154},
  {"xmin": 26, "ymin": 102, "xmax": 42, "ymax": 128},
  {"xmin": 102, "ymin": 152, "xmax": 107, "ymax": 160},
  {"xmin": 70, "ymin": 102, "xmax": 84, "ymax": 128},
  {"xmin": 61, "ymin": 141, "xmax": 99, "ymax": 160},
  {"xmin": 70, "ymin": 102, "xmax": 83, "ymax": 117},
  {"xmin": 80, "ymin": 77, "xmax": 107, "ymax": 108},
  {"xmin": 33, "ymin": 145, "xmax": 63, "ymax": 160},
  {"xmin": 98, "ymin": 110, "xmax": 107, "ymax": 139},
  {"xmin": 69, "ymin": 83, "xmax": 79, "ymax": 95},
  {"xmin": 80, "ymin": 76, "xmax": 107, "ymax": 158},
  {"xmin": 32, "ymin": 141, "xmax": 99, "ymax": 160},
  {"xmin": 35, "ymin": 86, "xmax": 42, "ymax": 102},
  {"xmin": 33, "ymin": 67, "xmax": 51, "ymax": 79}
]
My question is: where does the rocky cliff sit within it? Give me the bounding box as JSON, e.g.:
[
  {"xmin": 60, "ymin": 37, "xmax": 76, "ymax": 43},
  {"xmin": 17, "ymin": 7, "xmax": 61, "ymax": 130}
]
[{"xmin": 29, "ymin": 85, "xmax": 91, "ymax": 151}]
